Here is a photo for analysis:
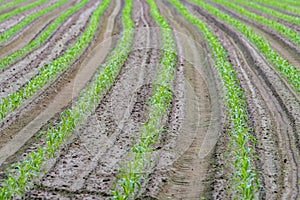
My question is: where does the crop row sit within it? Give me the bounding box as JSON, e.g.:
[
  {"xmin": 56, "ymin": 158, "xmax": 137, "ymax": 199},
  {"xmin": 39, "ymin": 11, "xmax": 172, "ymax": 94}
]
[
  {"xmin": 0, "ymin": 0, "xmax": 101, "ymax": 122},
  {"xmin": 0, "ymin": 0, "xmax": 48, "ymax": 23},
  {"xmin": 252, "ymin": 0, "xmax": 300, "ymax": 16},
  {"xmin": 211, "ymin": 0, "xmax": 300, "ymax": 49},
  {"xmin": 279, "ymin": 0, "xmax": 300, "ymax": 7},
  {"xmin": 233, "ymin": 0, "xmax": 300, "ymax": 27},
  {"xmin": 112, "ymin": 0, "xmax": 177, "ymax": 199},
  {"xmin": 0, "ymin": 0, "xmax": 89, "ymax": 71},
  {"xmin": 171, "ymin": 0, "xmax": 259, "ymax": 198},
  {"xmin": 0, "ymin": 0, "xmax": 136, "ymax": 198},
  {"xmin": 0, "ymin": 0, "xmax": 27, "ymax": 12},
  {"xmin": 198, "ymin": 1, "xmax": 300, "ymax": 93},
  {"xmin": 0, "ymin": 0, "xmax": 70, "ymax": 44}
]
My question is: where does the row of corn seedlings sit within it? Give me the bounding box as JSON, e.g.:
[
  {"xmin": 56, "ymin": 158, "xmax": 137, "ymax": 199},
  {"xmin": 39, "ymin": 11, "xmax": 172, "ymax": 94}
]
[
  {"xmin": 251, "ymin": 0, "xmax": 300, "ymax": 15},
  {"xmin": 0, "ymin": 0, "xmax": 135, "ymax": 198},
  {"xmin": 170, "ymin": 0, "xmax": 259, "ymax": 198},
  {"xmin": 0, "ymin": 0, "xmax": 48, "ymax": 23},
  {"xmin": 0, "ymin": 0, "xmax": 89, "ymax": 71},
  {"xmin": 0, "ymin": 0, "xmax": 70, "ymax": 44},
  {"xmin": 112, "ymin": 0, "xmax": 177, "ymax": 199},
  {"xmin": 0, "ymin": 0, "xmax": 107, "ymax": 122},
  {"xmin": 195, "ymin": 0, "xmax": 300, "ymax": 93},
  {"xmin": 0, "ymin": 0, "xmax": 27, "ymax": 12},
  {"xmin": 210, "ymin": 0, "xmax": 300, "ymax": 48},
  {"xmin": 231, "ymin": 0, "xmax": 300, "ymax": 27}
]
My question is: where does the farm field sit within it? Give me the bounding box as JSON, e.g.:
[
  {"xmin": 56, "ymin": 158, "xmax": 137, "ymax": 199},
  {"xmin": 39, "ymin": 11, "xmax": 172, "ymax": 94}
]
[{"xmin": 0, "ymin": 0, "xmax": 299, "ymax": 199}]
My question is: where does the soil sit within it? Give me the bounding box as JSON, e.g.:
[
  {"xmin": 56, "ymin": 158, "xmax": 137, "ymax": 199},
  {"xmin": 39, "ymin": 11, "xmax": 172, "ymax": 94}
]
[
  {"xmin": 0, "ymin": 0, "xmax": 299, "ymax": 199},
  {"xmin": 185, "ymin": 1, "xmax": 300, "ymax": 199},
  {"xmin": 239, "ymin": 4, "xmax": 300, "ymax": 34}
]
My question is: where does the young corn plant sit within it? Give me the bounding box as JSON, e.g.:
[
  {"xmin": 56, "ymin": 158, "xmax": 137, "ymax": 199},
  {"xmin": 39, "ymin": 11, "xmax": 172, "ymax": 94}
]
[
  {"xmin": 0, "ymin": 0, "xmax": 48, "ymax": 22},
  {"xmin": 112, "ymin": 0, "xmax": 177, "ymax": 199},
  {"xmin": 211, "ymin": 0, "xmax": 300, "ymax": 48},
  {"xmin": 170, "ymin": 0, "xmax": 259, "ymax": 198},
  {"xmin": 0, "ymin": 0, "xmax": 109, "ymax": 123},
  {"xmin": 0, "ymin": 0, "xmax": 70, "ymax": 44},
  {"xmin": 194, "ymin": 0, "xmax": 300, "ymax": 93},
  {"xmin": 0, "ymin": 0, "xmax": 135, "ymax": 198},
  {"xmin": 0, "ymin": 0, "xmax": 89, "ymax": 71},
  {"xmin": 0, "ymin": 0, "xmax": 27, "ymax": 12},
  {"xmin": 231, "ymin": 0, "xmax": 300, "ymax": 26}
]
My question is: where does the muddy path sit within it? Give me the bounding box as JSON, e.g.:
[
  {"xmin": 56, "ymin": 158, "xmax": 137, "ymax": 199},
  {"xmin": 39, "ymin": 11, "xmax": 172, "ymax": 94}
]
[
  {"xmin": 185, "ymin": 1, "xmax": 300, "ymax": 199},
  {"xmin": 206, "ymin": 1, "xmax": 300, "ymax": 70},
  {"xmin": 0, "ymin": 0, "xmax": 120, "ymax": 169},
  {"xmin": 23, "ymin": 0, "xmax": 163, "ymax": 198}
]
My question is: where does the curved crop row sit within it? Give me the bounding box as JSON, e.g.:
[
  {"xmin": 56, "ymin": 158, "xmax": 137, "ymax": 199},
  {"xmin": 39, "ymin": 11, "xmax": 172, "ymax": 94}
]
[
  {"xmin": 278, "ymin": 0, "xmax": 300, "ymax": 7},
  {"xmin": 0, "ymin": 0, "xmax": 27, "ymax": 12},
  {"xmin": 0, "ymin": 0, "xmax": 70, "ymax": 44},
  {"xmin": 112, "ymin": 0, "xmax": 177, "ymax": 199},
  {"xmin": 251, "ymin": 0, "xmax": 300, "ymax": 16},
  {"xmin": 170, "ymin": 0, "xmax": 259, "ymax": 198},
  {"xmin": 233, "ymin": 0, "xmax": 300, "ymax": 27},
  {"xmin": 0, "ymin": 0, "xmax": 135, "ymax": 198},
  {"xmin": 0, "ymin": 0, "xmax": 106, "ymax": 123},
  {"xmin": 0, "ymin": 0, "xmax": 89, "ymax": 71},
  {"xmin": 0, "ymin": 0, "xmax": 48, "ymax": 22},
  {"xmin": 195, "ymin": 1, "xmax": 300, "ymax": 93},
  {"xmin": 211, "ymin": 0, "xmax": 300, "ymax": 48}
]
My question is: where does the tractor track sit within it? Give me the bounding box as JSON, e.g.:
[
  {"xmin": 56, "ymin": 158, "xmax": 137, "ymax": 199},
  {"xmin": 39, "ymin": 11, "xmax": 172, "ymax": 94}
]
[{"xmin": 140, "ymin": 0, "xmax": 224, "ymax": 199}]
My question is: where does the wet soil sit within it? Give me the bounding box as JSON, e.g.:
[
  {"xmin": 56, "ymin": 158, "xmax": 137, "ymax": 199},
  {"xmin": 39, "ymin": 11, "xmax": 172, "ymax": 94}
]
[
  {"xmin": 25, "ymin": 0, "xmax": 162, "ymax": 198},
  {"xmin": 0, "ymin": 0, "xmax": 78, "ymax": 59},
  {"xmin": 0, "ymin": 0, "xmax": 97, "ymax": 99},
  {"xmin": 207, "ymin": 1, "xmax": 300, "ymax": 70},
  {"xmin": 239, "ymin": 4, "xmax": 300, "ymax": 34},
  {"xmin": 0, "ymin": 0, "xmax": 120, "ymax": 166},
  {"xmin": 186, "ymin": 1, "xmax": 300, "ymax": 199},
  {"xmin": 0, "ymin": 0, "xmax": 300, "ymax": 199}
]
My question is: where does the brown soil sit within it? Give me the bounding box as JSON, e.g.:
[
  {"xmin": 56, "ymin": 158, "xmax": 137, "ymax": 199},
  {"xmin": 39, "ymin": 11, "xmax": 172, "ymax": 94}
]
[
  {"xmin": 0, "ymin": 0, "xmax": 100, "ymax": 99},
  {"xmin": 186, "ymin": 1, "xmax": 300, "ymax": 199},
  {"xmin": 0, "ymin": 0, "xmax": 120, "ymax": 166},
  {"xmin": 0, "ymin": 0, "xmax": 68, "ymax": 45},
  {"xmin": 0, "ymin": 0, "xmax": 300, "ymax": 199},
  {"xmin": 25, "ymin": 0, "xmax": 162, "ymax": 198},
  {"xmin": 207, "ymin": 1, "xmax": 300, "ymax": 69},
  {"xmin": 239, "ymin": 4, "xmax": 300, "ymax": 34}
]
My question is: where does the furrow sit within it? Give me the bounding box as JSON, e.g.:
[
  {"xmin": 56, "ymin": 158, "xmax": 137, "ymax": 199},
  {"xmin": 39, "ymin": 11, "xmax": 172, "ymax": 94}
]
[
  {"xmin": 187, "ymin": 1, "xmax": 300, "ymax": 198},
  {"xmin": 24, "ymin": 0, "xmax": 161, "ymax": 199}
]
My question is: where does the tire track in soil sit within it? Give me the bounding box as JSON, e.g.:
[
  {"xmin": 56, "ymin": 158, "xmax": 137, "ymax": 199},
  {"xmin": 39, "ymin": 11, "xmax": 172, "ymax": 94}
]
[
  {"xmin": 0, "ymin": 0, "xmax": 119, "ymax": 169},
  {"xmin": 206, "ymin": 1, "xmax": 300, "ymax": 70},
  {"xmin": 0, "ymin": 0, "xmax": 96, "ymax": 99},
  {"xmin": 0, "ymin": 0, "xmax": 69, "ymax": 49},
  {"xmin": 186, "ymin": 1, "xmax": 300, "ymax": 199},
  {"xmin": 141, "ymin": 1, "xmax": 224, "ymax": 199},
  {"xmin": 25, "ymin": 0, "xmax": 162, "ymax": 199}
]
